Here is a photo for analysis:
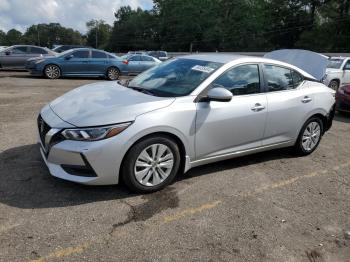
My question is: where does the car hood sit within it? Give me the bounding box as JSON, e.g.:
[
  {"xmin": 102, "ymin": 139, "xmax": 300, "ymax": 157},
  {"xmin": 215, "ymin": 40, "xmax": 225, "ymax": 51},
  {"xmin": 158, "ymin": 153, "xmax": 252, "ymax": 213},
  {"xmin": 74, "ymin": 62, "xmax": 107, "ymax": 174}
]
[
  {"xmin": 49, "ymin": 81, "xmax": 175, "ymax": 127},
  {"xmin": 264, "ymin": 49, "xmax": 328, "ymax": 81}
]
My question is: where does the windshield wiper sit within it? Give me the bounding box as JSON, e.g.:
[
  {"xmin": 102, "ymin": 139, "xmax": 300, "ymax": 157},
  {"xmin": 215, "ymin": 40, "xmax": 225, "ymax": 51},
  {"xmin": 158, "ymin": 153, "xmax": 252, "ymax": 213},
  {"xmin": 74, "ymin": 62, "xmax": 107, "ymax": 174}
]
[{"xmin": 128, "ymin": 86, "xmax": 155, "ymax": 96}]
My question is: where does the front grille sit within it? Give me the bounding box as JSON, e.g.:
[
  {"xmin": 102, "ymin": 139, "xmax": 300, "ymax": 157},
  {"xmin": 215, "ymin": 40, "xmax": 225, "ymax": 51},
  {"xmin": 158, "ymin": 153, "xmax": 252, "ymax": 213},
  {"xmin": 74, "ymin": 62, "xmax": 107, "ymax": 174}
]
[{"xmin": 37, "ymin": 115, "xmax": 51, "ymax": 146}]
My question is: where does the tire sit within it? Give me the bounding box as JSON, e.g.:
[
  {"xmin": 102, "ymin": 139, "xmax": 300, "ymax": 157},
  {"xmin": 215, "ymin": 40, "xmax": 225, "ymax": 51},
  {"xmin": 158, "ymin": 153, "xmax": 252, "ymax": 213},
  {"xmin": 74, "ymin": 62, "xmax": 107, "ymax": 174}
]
[
  {"xmin": 294, "ymin": 117, "xmax": 323, "ymax": 156},
  {"xmin": 328, "ymin": 80, "xmax": 339, "ymax": 91},
  {"xmin": 122, "ymin": 135, "xmax": 181, "ymax": 193},
  {"xmin": 106, "ymin": 67, "xmax": 120, "ymax": 80},
  {"xmin": 44, "ymin": 64, "xmax": 61, "ymax": 79}
]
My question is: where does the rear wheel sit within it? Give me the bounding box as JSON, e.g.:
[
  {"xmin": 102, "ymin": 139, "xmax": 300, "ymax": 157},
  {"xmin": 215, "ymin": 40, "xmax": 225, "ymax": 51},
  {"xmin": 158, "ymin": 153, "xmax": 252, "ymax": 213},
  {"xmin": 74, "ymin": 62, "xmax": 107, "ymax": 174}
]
[
  {"xmin": 106, "ymin": 67, "xmax": 120, "ymax": 80},
  {"xmin": 122, "ymin": 135, "xmax": 181, "ymax": 193},
  {"xmin": 329, "ymin": 80, "xmax": 339, "ymax": 91},
  {"xmin": 294, "ymin": 117, "xmax": 323, "ymax": 156},
  {"xmin": 44, "ymin": 64, "xmax": 61, "ymax": 79}
]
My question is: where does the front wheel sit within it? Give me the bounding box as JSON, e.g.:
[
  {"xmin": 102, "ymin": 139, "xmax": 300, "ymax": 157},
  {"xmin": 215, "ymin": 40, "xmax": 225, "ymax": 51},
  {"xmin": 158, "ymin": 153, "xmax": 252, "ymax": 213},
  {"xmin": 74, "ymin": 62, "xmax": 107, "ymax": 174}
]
[
  {"xmin": 106, "ymin": 67, "xmax": 120, "ymax": 80},
  {"xmin": 122, "ymin": 135, "xmax": 181, "ymax": 193},
  {"xmin": 44, "ymin": 64, "xmax": 61, "ymax": 79},
  {"xmin": 294, "ymin": 117, "xmax": 323, "ymax": 156},
  {"xmin": 329, "ymin": 80, "xmax": 339, "ymax": 91}
]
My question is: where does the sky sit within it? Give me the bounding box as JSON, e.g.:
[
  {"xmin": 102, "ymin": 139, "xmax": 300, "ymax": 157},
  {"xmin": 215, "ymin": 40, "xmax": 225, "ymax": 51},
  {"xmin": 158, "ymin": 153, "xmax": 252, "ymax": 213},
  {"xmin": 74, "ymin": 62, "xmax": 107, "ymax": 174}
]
[{"xmin": 0, "ymin": 0, "xmax": 154, "ymax": 33}]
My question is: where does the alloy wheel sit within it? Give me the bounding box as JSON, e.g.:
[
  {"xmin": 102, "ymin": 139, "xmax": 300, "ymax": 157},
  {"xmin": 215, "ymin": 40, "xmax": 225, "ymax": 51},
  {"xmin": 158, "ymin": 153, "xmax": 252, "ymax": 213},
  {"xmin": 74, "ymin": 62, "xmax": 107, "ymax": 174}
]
[
  {"xmin": 45, "ymin": 65, "xmax": 60, "ymax": 79},
  {"xmin": 107, "ymin": 68, "xmax": 120, "ymax": 80},
  {"xmin": 134, "ymin": 143, "xmax": 174, "ymax": 187},
  {"xmin": 301, "ymin": 121, "xmax": 321, "ymax": 152}
]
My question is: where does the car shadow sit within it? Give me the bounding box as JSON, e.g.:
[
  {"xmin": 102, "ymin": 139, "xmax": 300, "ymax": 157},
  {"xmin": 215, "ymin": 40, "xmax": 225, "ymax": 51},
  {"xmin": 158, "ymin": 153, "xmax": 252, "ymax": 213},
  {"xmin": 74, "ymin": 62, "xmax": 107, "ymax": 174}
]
[
  {"xmin": 0, "ymin": 143, "xmax": 297, "ymax": 210},
  {"xmin": 181, "ymin": 147, "xmax": 296, "ymax": 181},
  {"xmin": 334, "ymin": 112, "xmax": 350, "ymax": 123},
  {"xmin": 0, "ymin": 144, "xmax": 133, "ymax": 209}
]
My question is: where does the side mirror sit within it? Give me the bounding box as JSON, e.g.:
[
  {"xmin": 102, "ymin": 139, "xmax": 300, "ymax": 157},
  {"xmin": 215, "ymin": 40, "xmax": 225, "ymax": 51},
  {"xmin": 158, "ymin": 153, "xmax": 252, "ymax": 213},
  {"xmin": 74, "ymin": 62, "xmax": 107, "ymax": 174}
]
[
  {"xmin": 65, "ymin": 54, "xmax": 74, "ymax": 60},
  {"xmin": 205, "ymin": 87, "xmax": 233, "ymax": 102},
  {"xmin": 5, "ymin": 51, "xmax": 11, "ymax": 55}
]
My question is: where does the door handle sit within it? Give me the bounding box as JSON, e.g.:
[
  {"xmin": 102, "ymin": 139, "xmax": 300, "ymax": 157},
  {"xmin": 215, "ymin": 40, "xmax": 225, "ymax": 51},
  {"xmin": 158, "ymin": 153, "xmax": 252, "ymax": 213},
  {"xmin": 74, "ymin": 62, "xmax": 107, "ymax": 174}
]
[
  {"xmin": 301, "ymin": 96, "xmax": 312, "ymax": 103},
  {"xmin": 251, "ymin": 103, "xmax": 265, "ymax": 112}
]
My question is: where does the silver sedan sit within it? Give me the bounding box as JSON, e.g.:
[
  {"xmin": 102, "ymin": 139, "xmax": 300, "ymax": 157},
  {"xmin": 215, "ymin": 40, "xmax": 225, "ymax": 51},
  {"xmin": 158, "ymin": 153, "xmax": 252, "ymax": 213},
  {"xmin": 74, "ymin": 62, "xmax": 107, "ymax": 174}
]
[{"xmin": 38, "ymin": 53, "xmax": 335, "ymax": 193}]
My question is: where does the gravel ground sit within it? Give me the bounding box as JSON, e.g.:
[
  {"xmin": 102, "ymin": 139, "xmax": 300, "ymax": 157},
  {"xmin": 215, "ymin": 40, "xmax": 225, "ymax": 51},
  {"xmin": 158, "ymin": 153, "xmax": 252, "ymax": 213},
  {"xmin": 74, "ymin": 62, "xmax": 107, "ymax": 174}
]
[{"xmin": 0, "ymin": 71, "xmax": 349, "ymax": 262}]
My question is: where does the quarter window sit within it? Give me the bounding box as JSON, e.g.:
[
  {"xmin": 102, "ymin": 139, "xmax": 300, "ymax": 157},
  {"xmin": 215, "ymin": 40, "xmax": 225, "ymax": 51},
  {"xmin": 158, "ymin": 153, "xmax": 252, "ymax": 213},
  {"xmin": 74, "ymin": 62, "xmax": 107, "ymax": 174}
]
[
  {"xmin": 91, "ymin": 51, "xmax": 107, "ymax": 59},
  {"xmin": 264, "ymin": 65, "xmax": 294, "ymax": 92},
  {"xmin": 291, "ymin": 70, "xmax": 304, "ymax": 87},
  {"xmin": 71, "ymin": 50, "xmax": 89, "ymax": 58},
  {"xmin": 211, "ymin": 64, "xmax": 261, "ymax": 95}
]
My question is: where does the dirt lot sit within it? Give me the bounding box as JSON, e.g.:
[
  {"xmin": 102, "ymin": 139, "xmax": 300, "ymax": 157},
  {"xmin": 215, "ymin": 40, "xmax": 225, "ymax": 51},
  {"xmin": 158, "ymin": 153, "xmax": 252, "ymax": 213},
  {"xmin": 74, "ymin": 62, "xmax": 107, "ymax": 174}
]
[{"xmin": 0, "ymin": 71, "xmax": 349, "ymax": 262}]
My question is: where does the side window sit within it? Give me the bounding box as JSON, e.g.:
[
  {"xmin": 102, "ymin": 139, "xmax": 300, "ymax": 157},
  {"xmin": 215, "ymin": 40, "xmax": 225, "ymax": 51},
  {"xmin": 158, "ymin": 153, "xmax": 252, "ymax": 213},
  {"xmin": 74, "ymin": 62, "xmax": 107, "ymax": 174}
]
[
  {"xmin": 142, "ymin": 56, "xmax": 154, "ymax": 62},
  {"xmin": 91, "ymin": 51, "xmax": 107, "ymax": 59},
  {"xmin": 71, "ymin": 50, "xmax": 89, "ymax": 58},
  {"xmin": 31, "ymin": 47, "xmax": 48, "ymax": 54},
  {"xmin": 211, "ymin": 64, "xmax": 260, "ymax": 95},
  {"xmin": 129, "ymin": 55, "xmax": 141, "ymax": 61},
  {"xmin": 264, "ymin": 65, "xmax": 294, "ymax": 92},
  {"xmin": 12, "ymin": 46, "xmax": 27, "ymax": 54},
  {"xmin": 291, "ymin": 70, "xmax": 304, "ymax": 87}
]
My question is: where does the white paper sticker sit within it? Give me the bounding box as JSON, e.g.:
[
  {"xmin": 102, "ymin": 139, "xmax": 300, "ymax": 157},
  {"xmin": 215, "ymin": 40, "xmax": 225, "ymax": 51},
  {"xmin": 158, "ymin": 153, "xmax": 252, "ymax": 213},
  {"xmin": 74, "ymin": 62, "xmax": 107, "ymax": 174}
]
[{"xmin": 191, "ymin": 65, "xmax": 215, "ymax": 73}]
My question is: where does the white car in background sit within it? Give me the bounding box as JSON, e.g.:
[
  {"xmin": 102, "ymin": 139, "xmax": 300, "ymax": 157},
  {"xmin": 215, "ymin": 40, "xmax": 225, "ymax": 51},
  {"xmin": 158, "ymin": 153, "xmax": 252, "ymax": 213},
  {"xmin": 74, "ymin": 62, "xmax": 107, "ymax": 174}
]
[{"xmin": 323, "ymin": 57, "xmax": 350, "ymax": 90}]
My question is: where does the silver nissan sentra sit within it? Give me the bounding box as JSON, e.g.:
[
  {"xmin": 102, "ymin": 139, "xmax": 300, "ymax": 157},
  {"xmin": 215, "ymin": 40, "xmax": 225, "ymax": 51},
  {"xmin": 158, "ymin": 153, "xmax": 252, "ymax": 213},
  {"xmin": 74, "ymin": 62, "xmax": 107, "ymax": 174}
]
[{"xmin": 38, "ymin": 52, "xmax": 335, "ymax": 193}]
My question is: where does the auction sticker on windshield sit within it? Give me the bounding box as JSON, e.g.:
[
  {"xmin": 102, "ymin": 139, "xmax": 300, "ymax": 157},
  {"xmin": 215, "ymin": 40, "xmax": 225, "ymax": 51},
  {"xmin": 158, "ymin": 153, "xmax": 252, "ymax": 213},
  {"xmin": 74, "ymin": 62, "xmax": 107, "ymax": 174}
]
[{"xmin": 191, "ymin": 65, "xmax": 215, "ymax": 73}]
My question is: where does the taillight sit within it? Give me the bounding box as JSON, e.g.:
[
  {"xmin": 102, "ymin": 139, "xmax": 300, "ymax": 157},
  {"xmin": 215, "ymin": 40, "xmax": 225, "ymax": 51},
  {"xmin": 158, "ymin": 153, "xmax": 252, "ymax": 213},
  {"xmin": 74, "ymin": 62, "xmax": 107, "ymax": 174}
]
[{"xmin": 122, "ymin": 60, "xmax": 128, "ymax": 65}]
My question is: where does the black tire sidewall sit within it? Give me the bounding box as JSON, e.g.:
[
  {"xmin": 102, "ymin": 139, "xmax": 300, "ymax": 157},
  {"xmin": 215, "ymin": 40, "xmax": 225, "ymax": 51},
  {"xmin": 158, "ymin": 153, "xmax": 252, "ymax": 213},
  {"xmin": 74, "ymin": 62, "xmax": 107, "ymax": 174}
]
[
  {"xmin": 122, "ymin": 136, "xmax": 181, "ymax": 193},
  {"xmin": 329, "ymin": 80, "xmax": 339, "ymax": 90},
  {"xmin": 107, "ymin": 67, "xmax": 120, "ymax": 80},
  {"xmin": 295, "ymin": 117, "xmax": 323, "ymax": 155},
  {"xmin": 44, "ymin": 64, "xmax": 60, "ymax": 79}
]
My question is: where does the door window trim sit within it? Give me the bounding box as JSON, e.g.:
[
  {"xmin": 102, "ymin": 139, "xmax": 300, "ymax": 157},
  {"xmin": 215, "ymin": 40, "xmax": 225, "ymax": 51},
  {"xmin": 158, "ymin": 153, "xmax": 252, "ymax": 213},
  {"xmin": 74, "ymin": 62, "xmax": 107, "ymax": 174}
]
[
  {"xmin": 261, "ymin": 63, "xmax": 306, "ymax": 93},
  {"xmin": 195, "ymin": 62, "xmax": 264, "ymax": 102}
]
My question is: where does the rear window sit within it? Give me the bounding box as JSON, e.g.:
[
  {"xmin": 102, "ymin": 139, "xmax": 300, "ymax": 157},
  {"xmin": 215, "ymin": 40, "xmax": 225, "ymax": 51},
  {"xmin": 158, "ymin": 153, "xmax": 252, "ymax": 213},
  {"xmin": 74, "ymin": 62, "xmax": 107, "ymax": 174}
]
[
  {"xmin": 264, "ymin": 65, "xmax": 294, "ymax": 91},
  {"xmin": 91, "ymin": 51, "xmax": 107, "ymax": 59},
  {"xmin": 31, "ymin": 47, "xmax": 48, "ymax": 54}
]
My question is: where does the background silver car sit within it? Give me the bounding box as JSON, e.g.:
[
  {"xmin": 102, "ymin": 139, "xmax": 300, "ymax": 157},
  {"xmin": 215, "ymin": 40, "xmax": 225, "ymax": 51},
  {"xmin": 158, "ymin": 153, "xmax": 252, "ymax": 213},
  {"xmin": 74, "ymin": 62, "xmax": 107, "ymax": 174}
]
[
  {"xmin": 120, "ymin": 54, "xmax": 161, "ymax": 75},
  {"xmin": 38, "ymin": 53, "xmax": 335, "ymax": 193},
  {"xmin": 0, "ymin": 45, "xmax": 56, "ymax": 69}
]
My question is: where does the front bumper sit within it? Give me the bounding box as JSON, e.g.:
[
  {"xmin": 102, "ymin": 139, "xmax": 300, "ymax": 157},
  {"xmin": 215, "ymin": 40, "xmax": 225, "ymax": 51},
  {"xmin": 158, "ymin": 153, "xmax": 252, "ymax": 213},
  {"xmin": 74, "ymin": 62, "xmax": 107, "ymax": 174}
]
[{"xmin": 38, "ymin": 107, "xmax": 124, "ymax": 185}]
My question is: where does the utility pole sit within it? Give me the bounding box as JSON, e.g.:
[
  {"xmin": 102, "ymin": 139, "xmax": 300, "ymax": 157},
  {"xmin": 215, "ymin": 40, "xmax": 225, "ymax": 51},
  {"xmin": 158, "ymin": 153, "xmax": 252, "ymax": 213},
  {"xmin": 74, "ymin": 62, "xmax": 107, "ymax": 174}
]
[
  {"xmin": 95, "ymin": 20, "xmax": 98, "ymax": 48},
  {"xmin": 37, "ymin": 25, "xmax": 40, "ymax": 46}
]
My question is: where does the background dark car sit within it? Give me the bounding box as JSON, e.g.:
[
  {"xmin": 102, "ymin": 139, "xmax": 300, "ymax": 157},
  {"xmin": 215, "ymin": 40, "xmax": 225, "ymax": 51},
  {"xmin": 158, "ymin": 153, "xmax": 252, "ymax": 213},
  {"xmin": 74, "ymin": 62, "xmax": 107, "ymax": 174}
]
[
  {"xmin": 0, "ymin": 45, "xmax": 56, "ymax": 69},
  {"xmin": 26, "ymin": 48, "xmax": 126, "ymax": 80},
  {"xmin": 52, "ymin": 45, "xmax": 89, "ymax": 53},
  {"xmin": 335, "ymin": 85, "xmax": 350, "ymax": 113}
]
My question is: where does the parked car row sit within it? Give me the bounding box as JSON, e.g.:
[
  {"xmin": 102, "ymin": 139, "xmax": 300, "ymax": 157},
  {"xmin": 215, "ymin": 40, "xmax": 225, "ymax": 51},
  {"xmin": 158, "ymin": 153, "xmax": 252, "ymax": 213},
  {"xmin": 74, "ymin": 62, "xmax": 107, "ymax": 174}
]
[
  {"xmin": 323, "ymin": 56, "xmax": 350, "ymax": 90},
  {"xmin": 0, "ymin": 45, "xmax": 163, "ymax": 80}
]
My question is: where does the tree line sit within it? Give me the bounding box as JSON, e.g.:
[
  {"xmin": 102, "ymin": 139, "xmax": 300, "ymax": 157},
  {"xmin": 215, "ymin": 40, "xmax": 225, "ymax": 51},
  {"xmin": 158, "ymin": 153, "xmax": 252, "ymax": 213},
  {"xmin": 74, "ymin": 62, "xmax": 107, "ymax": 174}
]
[{"xmin": 1, "ymin": 0, "xmax": 349, "ymax": 52}]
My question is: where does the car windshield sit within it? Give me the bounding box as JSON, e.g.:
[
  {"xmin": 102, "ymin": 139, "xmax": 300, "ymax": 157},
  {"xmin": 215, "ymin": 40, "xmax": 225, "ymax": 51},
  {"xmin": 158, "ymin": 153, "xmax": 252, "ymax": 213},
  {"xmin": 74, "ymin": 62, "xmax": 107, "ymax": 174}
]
[
  {"xmin": 327, "ymin": 58, "xmax": 344, "ymax": 69},
  {"xmin": 128, "ymin": 58, "xmax": 223, "ymax": 97}
]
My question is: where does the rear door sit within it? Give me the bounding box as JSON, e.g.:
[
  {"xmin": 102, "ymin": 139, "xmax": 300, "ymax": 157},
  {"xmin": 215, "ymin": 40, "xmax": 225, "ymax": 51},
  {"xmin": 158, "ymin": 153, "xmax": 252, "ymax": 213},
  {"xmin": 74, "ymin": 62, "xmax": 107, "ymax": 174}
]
[
  {"xmin": 61, "ymin": 50, "xmax": 90, "ymax": 75},
  {"xmin": 262, "ymin": 64, "xmax": 314, "ymax": 145},
  {"xmin": 90, "ymin": 50, "xmax": 108, "ymax": 74},
  {"xmin": 141, "ymin": 55, "xmax": 157, "ymax": 71},
  {"xmin": 195, "ymin": 64, "xmax": 268, "ymax": 159},
  {"xmin": 127, "ymin": 55, "xmax": 142, "ymax": 74},
  {"xmin": 28, "ymin": 46, "xmax": 48, "ymax": 59}
]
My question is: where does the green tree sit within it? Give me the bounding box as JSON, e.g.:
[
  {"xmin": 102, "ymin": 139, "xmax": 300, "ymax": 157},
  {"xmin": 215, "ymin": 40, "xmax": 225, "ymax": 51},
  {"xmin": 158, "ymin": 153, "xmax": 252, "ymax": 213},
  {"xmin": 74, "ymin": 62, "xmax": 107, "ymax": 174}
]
[
  {"xmin": 5, "ymin": 29, "xmax": 23, "ymax": 45},
  {"xmin": 86, "ymin": 20, "xmax": 111, "ymax": 49},
  {"xmin": 0, "ymin": 30, "xmax": 6, "ymax": 45}
]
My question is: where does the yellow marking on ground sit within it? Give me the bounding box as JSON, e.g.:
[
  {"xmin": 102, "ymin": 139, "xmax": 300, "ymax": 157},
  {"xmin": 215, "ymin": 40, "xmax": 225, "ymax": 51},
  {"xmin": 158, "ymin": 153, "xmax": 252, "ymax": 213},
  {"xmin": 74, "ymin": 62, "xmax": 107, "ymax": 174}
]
[
  {"xmin": 28, "ymin": 243, "xmax": 89, "ymax": 262},
  {"xmin": 163, "ymin": 200, "xmax": 222, "ymax": 223}
]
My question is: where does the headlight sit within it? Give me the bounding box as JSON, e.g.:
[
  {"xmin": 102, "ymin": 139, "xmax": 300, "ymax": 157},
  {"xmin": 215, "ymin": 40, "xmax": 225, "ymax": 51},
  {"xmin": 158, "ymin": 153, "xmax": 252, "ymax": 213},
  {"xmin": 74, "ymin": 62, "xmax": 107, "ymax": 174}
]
[
  {"xmin": 61, "ymin": 122, "xmax": 132, "ymax": 141},
  {"xmin": 35, "ymin": 59, "xmax": 45, "ymax": 64}
]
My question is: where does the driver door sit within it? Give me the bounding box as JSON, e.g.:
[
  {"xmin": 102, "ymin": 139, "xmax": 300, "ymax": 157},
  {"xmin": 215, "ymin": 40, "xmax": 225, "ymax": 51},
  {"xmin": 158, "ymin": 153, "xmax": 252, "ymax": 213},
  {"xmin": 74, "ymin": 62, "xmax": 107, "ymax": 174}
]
[
  {"xmin": 1, "ymin": 46, "xmax": 29, "ymax": 68},
  {"xmin": 195, "ymin": 64, "xmax": 267, "ymax": 160},
  {"xmin": 61, "ymin": 50, "xmax": 90, "ymax": 75}
]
